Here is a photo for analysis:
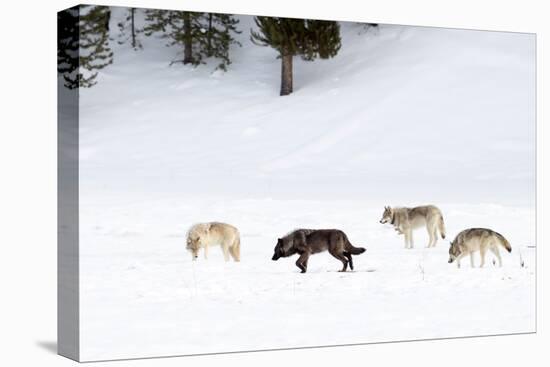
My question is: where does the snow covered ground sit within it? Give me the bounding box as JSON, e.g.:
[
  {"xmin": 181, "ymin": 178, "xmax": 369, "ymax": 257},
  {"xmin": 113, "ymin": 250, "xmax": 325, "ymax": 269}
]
[{"xmin": 73, "ymin": 9, "xmax": 536, "ymax": 361}]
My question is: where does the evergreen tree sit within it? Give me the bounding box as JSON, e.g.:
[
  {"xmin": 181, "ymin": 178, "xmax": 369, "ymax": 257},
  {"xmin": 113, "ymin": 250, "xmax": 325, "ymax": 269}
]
[
  {"xmin": 58, "ymin": 7, "xmax": 80, "ymax": 89},
  {"xmin": 79, "ymin": 5, "xmax": 113, "ymax": 87},
  {"xmin": 144, "ymin": 10, "xmax": 241, "ymax": 70},
  {"xmin": 117, "ymin": 7, "xmax": 143, "ymax": 50},
  {"xmin": 142, "ymin": 8, "xmax": 170, "ymax": 34},
  {"xmin": 57, "ymin": 5, "xmax": 113, "ymax": 88},
  {"xmin": 251, "ymin": 17, "xmax": 341, "ymax": 96},
  {"xmin": 204, "ymin": 13, "xmax": 241, "ymax": 71},
  {"xmin": 144, "ymin": 10, "xmax": 204, "ymax": 65}
]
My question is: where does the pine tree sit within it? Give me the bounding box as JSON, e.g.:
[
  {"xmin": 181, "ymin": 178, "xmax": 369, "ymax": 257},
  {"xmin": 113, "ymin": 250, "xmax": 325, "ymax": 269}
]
[
  {"xmin": 143, "ymin": 8, "xmax": 170, "ymax": 34},
  {"xmin": 57, "ymin": 5, "xmax": 113, "ymax": 89},
  {"xmin": 144, "ymin": 10, "xmax": 204, "ymax": 65},
  {"xmin": 251, "ymin": 17, "xmax": 341, "ymax": 96},
  {"xmin": 144, "ymin": 10, "xmax": 241, "ymax": 69},
  {"xmin": 79, "ymin": 5, "xmax": 113, "ymax": 87},
  {"xmin": 204, "ymin": 13, "xmax": 241, "ymax": 71},
  {"xmin": 58, "ymin": 7, "xmax": 80, "ymax": 89},
  {"xmin": 117, "ymin": 7, "xmax": 143, "ymax": 50}
]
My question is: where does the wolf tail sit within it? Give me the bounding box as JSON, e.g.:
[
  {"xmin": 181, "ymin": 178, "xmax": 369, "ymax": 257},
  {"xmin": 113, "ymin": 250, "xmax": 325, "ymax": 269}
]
[
  {"xmin": 496, "ymin": 232, "xmax": 512, "ymax": 253},
  {"xmin": 348, "ymin": 245, "xmax": 366, "ymax": 255},
  {"xmin": 345, "ymin": 239, "xmax": 366, "ymax": 255},
  {"xmin": 438, "ymin": 214, "xmax": 446, "ymax": 239}
]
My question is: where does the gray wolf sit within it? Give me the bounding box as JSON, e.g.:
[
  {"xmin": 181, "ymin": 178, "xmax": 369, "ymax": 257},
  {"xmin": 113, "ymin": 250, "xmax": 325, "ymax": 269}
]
[
  {"xmin": 448, "ymin": 228, "xmax": 512, "ymax": 268},
  {"xmin": 186, "ymin": 222, "xmax": 240, "ymax": 262},
  {"xmin": 271, "ymin": 229, "xmax": 366, "ymax": 273},
  {"xmin": 379, "ymin": 205, "xmax": 446, "ymax": 248}
]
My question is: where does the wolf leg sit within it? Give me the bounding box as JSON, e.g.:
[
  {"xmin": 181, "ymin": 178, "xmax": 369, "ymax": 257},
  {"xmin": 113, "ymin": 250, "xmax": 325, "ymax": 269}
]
[
  {"xmin": 295, "ymin": 253, "xmax": 310, "ymax": 273},
  {"xmin": 204, "ymin": 244, "xmax": 209, "ymax": 260},
  {"xmin": 470, "ymin": 253, "xmax": 475, "ymax": 268},
  {"xmin": 490, "ymin": 247, "xmax": 502, "ymax": 267},
  {"xmin": 229, "ymin": 237, "xmax": 240, "ymax": 262},
  {"xmin": 329, "ymin": 248, "xmax": 348, "ymax": 271},
  {"xmin": 404, "ymin": 231, "xmax": 410, "ymax": 249},
  {"xmin": 457, "ymin": 253, "xmax": 466, "ymax": 268},
  {"xmin": 426, "ymin": 226, "xmax": 434, "ymax": 248},
  {"xmin": 408, "ymin": 230, "xmax": 414, "ymax": 249},
  {"xmin": 221, "ymin": 242, "xmax": 230, "ymax": 262},
  {"xmin": 229, "ymin": 246, "xmax": 240, "ymax": 262},
  {"xmin": 343, "ymin": 252, "xmax": 354, "ymax": 270},
  {"xmin": 430, "ymin": 225, "xmax": 438, "ymax": 247},
  {"xmin": 479, "ymin": 249, "xmax": 486, "ymax": 268},
  {"xmin": 337, "ymin": 255, "xmax": 349, "ymax": 272}
]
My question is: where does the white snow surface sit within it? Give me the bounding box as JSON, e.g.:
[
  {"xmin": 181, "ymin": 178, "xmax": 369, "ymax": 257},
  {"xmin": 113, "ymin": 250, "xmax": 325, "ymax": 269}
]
[{"xmin": 73, "ymin": 9, "xmax": 536, "ymax": 361}]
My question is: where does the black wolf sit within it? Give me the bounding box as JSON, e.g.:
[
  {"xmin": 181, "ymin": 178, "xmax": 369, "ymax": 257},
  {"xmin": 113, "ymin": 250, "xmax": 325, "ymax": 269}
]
[{"xmin": 272, "ymin": 229, "xmax": 366, "ymax": 273}]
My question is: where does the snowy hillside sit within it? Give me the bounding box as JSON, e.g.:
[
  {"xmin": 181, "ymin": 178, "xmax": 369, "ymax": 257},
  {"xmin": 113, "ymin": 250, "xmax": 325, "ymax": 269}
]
[
  {"xmin": 79, "ymin": 14, "xmax": 535, "ymax": 204},
  {"xmin": 73, "ymin": 8, "xmax": 536, "ymax": 361}
]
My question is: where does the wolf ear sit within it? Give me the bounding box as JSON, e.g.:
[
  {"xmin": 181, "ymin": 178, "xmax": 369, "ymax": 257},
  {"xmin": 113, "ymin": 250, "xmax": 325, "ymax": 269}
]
[{"xmin": 277, "ymin": 238, "xmax": 282, "ymax": 244}]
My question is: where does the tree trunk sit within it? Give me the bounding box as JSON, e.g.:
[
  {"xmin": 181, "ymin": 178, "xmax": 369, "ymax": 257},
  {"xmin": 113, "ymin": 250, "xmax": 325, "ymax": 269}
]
[
  {"xmin": 130, "ymin": 8, "xmax": 136, "ymax": 49},
  {"xmin": 104, "ymin": 8, "xmax": 110, "ymax": 32},
  {"xmin": 207, "ymin": 13, "xmax": 213, "ymax": 56},
  {"xmin": 183, "ymin": 12, "xmax": 193, "ymax": 64},
  {"xmin": 280, "ymin": 52, "xmax": 293, "ymax": 96}
]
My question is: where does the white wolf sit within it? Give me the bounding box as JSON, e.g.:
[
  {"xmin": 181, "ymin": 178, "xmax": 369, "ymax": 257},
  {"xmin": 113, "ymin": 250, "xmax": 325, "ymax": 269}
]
[
  {"xmin": 448, "ymin": 228, "xmax": 512, "ymax": 268},
  {"xmin": 379, "ymin": 205, "xmax": 446, "ymax": 249},
  {"xmin": 186, "ymin": 222, "xmax": 240, "ymax": 262}
]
